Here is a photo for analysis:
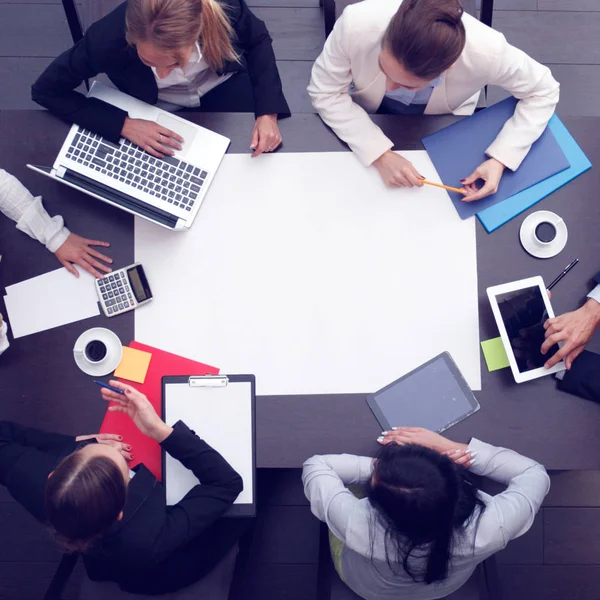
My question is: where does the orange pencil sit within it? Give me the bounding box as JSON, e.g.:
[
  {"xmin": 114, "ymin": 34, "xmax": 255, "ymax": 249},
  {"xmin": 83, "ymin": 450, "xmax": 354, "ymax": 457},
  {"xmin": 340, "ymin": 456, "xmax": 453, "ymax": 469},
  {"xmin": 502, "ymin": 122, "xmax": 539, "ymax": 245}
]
[{"xmin": 420, "ymin": 179, "xmax": 467, "ymax": 195}]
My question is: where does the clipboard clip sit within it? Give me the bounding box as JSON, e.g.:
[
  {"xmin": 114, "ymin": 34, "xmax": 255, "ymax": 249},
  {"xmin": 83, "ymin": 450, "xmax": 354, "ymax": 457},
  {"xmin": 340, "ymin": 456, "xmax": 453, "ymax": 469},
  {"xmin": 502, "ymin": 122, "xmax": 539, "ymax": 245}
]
[{"xmin": 189, "ymin": 375, "xmax": 229, "ymax": 388}]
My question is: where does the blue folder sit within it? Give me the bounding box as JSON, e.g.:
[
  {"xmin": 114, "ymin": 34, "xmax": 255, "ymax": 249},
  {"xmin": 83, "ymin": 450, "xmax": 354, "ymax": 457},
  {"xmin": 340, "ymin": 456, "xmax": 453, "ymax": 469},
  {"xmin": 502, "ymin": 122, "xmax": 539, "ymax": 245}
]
[
  {"xmin": 477, "ymin": 115, "xmax": 592, "ymax": 232},
  {"xmin": 422, "ymin": 97, "xmax": 570, "ymax": 220}
]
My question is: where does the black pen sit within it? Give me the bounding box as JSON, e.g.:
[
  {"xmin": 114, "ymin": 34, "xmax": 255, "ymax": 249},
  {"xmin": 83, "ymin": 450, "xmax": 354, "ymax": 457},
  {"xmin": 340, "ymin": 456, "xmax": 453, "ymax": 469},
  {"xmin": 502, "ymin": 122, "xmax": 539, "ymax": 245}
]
[
  {"xmin": 547, "ymin": 258, "xmax": 579, "ymax": 291},
  {"xmin": 94, "ymin": 380, "xmax": 125, "ymax": 395}
]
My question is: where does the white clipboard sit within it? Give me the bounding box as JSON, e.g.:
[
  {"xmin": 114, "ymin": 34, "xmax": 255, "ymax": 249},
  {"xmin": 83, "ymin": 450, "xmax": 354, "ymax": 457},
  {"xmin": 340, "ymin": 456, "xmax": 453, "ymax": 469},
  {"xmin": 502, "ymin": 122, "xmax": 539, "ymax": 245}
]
[{"xmin": 162, "ymin": 374, "xmax": 256, "ymax": 517}]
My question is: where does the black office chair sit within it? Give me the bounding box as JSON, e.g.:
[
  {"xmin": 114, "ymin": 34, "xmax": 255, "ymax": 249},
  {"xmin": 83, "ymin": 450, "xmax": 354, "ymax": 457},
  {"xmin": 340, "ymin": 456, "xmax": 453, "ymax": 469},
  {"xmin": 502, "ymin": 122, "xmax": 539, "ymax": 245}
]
[
  {"xmin": 316, "ymin": 523, "xmax": 503, "ymax": 600},
  {"xmin": 323, "ymin": 0, "xmax": 494, "ymax": 39},
  {"xmin": 61, "ymin": 0, "xmax": 124, "ymax": 44}
]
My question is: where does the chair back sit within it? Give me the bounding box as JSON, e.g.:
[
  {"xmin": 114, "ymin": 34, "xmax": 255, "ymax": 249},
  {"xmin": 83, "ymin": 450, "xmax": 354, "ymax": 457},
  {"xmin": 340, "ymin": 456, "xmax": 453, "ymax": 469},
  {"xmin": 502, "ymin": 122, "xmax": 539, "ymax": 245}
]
[
  {"xmin": 61, "ymin": 0, "xmax": 124, "ymax": 43},
  {"xmin": 317, "ymin": 523, "xmax": 501, "ymax": 600},
  {"xmin": 79, "ymin": 544, "xmax": 239, "ymax": 600}
]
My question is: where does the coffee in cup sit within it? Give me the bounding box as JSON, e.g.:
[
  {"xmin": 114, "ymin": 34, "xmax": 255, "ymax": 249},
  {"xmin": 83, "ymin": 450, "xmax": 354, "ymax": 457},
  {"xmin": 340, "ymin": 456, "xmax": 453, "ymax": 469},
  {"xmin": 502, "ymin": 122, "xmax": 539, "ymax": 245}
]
[
  {"xmin": 85, "ymin": 340, "xmax": 108, "ymax": 363},
  {"xmin": 534, "ymin": 221, "xmax": 557, "ymax": 245}
]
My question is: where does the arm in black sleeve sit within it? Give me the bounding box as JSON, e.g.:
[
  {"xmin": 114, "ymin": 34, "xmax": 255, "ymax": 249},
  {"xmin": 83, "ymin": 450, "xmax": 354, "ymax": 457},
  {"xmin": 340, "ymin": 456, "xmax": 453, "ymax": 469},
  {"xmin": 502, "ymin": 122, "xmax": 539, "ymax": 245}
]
[
  {"xmin": 0, "ymin": 421, "xmax": 75, "ymax": 452},
  {"xmin": 149, "ymin": 421, "xmax": 243, "ymax": 563},
  {"xmin": 231, "ymin": 0, "xmax": 291, "ymax": 119},
  {"xmin": 31, "ymin": 5, "xmax": 129, "ymax": 142}
]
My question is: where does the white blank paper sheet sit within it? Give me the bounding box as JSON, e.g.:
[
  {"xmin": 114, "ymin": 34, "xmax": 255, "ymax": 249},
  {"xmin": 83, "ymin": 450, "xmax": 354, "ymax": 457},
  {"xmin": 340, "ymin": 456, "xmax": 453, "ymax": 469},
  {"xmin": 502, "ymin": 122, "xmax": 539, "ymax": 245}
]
[
  {"xmin": 136, "ymin": 151, "xmax": 480, "ymax": 394},
  {"xmin": 4, "ymin": 266, "xmax": 100, "ymax": 338},
  {"xmin": 164, "ymin": 381, "xmax": 254, "ymax": 506}
]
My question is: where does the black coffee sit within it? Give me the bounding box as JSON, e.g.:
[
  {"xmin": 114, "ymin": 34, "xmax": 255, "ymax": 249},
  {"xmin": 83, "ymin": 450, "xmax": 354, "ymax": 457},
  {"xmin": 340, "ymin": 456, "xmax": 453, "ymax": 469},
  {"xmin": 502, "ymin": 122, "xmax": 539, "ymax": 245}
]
[
  {"xmin": 85, "ymin": 340, "xmax": 107, "ymax": 363},
  {"xmin": 535, "ymin": 222, "xmax": 556, "ymax": 243}
]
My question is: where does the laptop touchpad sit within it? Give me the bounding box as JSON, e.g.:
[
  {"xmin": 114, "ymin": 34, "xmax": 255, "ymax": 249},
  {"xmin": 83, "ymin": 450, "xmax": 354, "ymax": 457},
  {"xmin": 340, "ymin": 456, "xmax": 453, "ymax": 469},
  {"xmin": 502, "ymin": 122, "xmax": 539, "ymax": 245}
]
[{"xmin": 156, "ymin": 114, "xmax": 197, "ymax": 158}]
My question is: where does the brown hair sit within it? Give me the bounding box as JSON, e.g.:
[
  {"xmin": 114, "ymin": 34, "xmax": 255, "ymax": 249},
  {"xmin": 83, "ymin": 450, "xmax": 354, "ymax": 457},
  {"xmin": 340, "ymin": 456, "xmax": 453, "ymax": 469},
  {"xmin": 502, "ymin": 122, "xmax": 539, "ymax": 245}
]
[
  {"xmin": 125, "ymin": 0, "xmax": 238, "ymax": 72},
  {"xmin": 45, "ymin": 452, "xmax": 127, "ymax": 553},
  {"xmin": 383, "ymin": 0, "xmax": 466, "ymax": 80}
]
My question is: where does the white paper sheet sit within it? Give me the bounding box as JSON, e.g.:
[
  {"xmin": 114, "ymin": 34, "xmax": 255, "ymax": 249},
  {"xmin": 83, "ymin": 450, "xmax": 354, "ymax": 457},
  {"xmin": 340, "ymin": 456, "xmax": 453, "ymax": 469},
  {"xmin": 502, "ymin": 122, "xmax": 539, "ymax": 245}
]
[
  {"xmin": 4, "ymin": 267, "xmax": 100, "ymax": 338},
  {"xmin": 135, "ymin": 151, "xmax": 480, "ymax": 394},
  {"xmin": 164, "ymin": 381, "xmax": 254, "ymax": 506}
]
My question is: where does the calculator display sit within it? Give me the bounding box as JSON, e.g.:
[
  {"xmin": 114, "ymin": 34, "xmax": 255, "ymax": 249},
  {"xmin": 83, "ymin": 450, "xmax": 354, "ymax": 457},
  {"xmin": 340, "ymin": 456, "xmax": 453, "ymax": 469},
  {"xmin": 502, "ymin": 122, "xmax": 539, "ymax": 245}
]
[{"xmin": 127, "ymin": 266, "xmax": 150, "ymax": 303}]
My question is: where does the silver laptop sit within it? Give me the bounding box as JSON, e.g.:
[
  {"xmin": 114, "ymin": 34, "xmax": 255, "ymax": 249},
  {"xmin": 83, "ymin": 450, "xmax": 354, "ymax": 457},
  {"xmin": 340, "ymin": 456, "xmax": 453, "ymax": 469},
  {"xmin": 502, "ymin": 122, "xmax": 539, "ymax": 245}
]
[{"xmin": 28, "ymin": 81, "xmax": 230, "ymax": 230}]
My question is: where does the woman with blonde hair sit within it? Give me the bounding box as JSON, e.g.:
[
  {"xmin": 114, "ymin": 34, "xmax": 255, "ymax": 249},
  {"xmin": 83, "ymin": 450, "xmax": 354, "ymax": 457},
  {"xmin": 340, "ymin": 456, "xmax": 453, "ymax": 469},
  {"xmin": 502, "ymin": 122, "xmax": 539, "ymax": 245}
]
[{"xmin": 33, "ymin": 0, "xmax": 290, "ymax": 157}]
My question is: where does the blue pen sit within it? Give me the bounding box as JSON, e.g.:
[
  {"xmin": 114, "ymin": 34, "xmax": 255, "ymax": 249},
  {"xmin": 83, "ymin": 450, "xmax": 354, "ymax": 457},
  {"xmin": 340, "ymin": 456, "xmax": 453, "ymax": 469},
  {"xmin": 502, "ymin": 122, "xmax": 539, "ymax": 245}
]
[{"xmin": 94, "ymin": 380, "xmax": 125, "ymax": 395}]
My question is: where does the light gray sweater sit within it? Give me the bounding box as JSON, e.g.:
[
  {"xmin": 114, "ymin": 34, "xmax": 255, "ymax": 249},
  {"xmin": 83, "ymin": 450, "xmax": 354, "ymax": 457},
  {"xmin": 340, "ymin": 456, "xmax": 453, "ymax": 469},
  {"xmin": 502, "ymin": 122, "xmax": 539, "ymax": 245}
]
[{"xmin": 302, "ymin": 439, "xmax": 550, "ymax": 600}]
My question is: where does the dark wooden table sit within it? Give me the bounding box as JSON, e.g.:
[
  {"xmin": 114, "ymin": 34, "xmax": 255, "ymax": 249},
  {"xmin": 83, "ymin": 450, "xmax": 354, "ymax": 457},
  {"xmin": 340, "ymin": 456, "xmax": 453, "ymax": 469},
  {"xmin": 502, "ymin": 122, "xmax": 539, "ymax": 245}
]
[{"xmin": 1, "ymin": 110, "xmax": 599, "ymax": 470}]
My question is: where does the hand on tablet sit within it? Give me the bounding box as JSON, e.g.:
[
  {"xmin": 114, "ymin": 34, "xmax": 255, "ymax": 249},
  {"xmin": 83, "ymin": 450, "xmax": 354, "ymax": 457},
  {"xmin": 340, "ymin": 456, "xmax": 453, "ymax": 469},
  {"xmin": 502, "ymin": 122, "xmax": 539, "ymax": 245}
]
[
  {"xmin": 377, "ymin": 427, "xmax": 475, "ymax": 468},
  {"xmin": 100, "ymin": 380, "xmax": 173, "ymax": 442},
  {"xmin": 542, "ymin": 299, "xmax": 600, "ymax": 369}
]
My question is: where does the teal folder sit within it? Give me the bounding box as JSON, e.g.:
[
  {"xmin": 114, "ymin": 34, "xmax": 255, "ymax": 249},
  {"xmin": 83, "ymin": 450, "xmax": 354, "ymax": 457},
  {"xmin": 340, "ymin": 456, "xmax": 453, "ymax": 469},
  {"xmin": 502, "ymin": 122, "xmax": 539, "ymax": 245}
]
[{"xmin": 477, "ymin": 116, "xmax": 592, "ymax": 233}]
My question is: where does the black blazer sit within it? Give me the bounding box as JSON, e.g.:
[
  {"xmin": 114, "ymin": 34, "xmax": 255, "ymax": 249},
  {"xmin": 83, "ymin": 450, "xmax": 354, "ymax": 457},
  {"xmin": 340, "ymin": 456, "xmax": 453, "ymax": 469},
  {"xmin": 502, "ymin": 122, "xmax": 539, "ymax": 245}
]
[
  {"xmin": 0, "ymin": 420, "xmax": 243, "ymax": 595},
  {"xmin": 31, "ymin": 0, "xmax": 291, "ymax": 144}
]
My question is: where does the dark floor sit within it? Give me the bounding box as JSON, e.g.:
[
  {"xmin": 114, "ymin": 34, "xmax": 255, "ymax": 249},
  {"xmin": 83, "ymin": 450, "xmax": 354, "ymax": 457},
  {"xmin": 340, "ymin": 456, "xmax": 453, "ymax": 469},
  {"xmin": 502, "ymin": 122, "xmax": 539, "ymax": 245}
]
[{"xmin": 2, "ymin": 0, "xmax": 600, "ymax": 598}]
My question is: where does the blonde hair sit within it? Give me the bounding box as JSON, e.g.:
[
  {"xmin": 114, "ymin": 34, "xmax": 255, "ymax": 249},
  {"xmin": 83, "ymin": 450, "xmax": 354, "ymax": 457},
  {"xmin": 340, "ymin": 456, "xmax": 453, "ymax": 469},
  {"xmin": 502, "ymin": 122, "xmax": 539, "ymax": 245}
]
[{"xmin": 126, "ymin": 0, "xmax": 238, "ymax": 72}]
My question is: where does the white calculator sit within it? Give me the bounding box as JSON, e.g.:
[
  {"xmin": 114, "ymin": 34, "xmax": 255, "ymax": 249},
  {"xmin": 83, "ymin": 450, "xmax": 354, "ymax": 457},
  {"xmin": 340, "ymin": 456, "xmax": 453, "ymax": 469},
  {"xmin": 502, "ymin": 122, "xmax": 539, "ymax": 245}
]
[{"xmin": 96, "ymin": 263, "xmax": 153, "ymax": 317}]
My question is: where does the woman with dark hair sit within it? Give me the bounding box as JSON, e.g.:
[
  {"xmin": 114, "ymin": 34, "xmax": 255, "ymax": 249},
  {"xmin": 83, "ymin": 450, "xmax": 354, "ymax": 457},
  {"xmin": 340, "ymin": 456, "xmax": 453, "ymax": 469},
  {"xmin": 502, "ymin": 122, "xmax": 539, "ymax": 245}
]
[
  {"xmin": 303, "ymin": 427, "xmax": 550, "ymax": 599},
  {"xmin": 308, "ymin": 0, "xmax": 560, "ymax": 200},
  {"xmin": 32, "ymin": 0, "xmax": 290, "ymax": 158},
  {"xmin": 0, "ymin": 381, "xmax": 247, "ymax": 595}
]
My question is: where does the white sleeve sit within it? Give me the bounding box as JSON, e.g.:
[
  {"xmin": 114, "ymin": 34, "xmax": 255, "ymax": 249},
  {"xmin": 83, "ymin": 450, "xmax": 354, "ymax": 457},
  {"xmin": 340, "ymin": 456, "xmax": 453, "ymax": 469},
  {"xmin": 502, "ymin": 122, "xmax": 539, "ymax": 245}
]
[
  {"xmin": 483, "ymin": 35, "xmax": 560, "ymax": 171},
  {"xmin": 307, "ymin": 13, "xmax": 393, "ymax": 167},
  {"xmin": 302, "ymin": 454, "xmax": 373, "ymax": 542},
  {"xmin": 0, "ymin": 169, "xmax": 70, "ymax": 253},
  {"xmin": 0, "ymin": 320, "xmax": 9, "ymax": 355},
  {"xmin": 469, "ymin": 438, "xmax": 550, "ymax": 542},
  {"xmin": 587, "ymin": 284, "xmax": 600, "ymax": 305}
]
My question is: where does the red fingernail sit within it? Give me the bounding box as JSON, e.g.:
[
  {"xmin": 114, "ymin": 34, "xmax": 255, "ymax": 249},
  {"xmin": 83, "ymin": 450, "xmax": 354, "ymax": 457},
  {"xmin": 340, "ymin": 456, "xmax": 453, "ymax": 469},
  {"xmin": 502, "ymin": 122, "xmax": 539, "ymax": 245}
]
[
  {"xmin": 118, "ymin": 436, "xmax": 123, "ymax": 441},
  {"xmin": 460, "ymin": 179, "xmax": 466, "ymax": 183},
  {"xmin": 126, "ymin": 389, "xmax": 131, "ymax": 394},
  {"xmin": 126, "ymin": 445, "xmax": 132, "ymax": 450}
]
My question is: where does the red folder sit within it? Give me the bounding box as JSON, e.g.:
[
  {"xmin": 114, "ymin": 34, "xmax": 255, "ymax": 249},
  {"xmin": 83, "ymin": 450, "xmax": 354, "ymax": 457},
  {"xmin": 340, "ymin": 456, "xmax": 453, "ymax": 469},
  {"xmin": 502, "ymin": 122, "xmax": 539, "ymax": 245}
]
[{"xmin": 99, "ymin": 341, "xmax": 219, "ymax": 480}]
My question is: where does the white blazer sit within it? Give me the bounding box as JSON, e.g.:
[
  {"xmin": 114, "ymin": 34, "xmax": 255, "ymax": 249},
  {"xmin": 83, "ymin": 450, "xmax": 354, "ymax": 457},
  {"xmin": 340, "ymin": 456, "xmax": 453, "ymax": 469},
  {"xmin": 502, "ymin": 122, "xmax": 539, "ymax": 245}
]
[{"xmin": 308, "ymin": 0, "xmax": 560, "ymax": 169}]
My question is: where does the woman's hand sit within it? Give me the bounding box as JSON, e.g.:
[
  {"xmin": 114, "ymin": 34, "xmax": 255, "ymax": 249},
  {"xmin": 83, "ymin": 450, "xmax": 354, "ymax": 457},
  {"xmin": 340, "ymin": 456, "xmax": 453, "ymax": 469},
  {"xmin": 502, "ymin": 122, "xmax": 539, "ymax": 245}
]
[
  {"xmin": 75, "ymin": 433, "xmax": 134, "ymax": 461},
  {"xmin": 377, "ymin": 427, "xmax": 476, "ymax": 467},
  {"xmin": 250, "ymin": 114, "xmax": 282, "ymax": 158},
  {"xmin": 121, "ymin": 117, "xmax": 183, "ymax": 158},
  {"xmin": 542, "ymin": 299, "xmax": 600, "ymax": 369},
  {"xmin": 460, "ymin": 158, "xmax": 506, "ymax": 202},
  {"xmin": 373, "ymin": 151, "xmax": 424, "ymax": 188},
  {"xmin": 100, "ymin": 380, "xmax": 173, "ymax": 443},
  {"xmin": 54, "ymin": 233, "xmax": 113, "ymax": 279}
]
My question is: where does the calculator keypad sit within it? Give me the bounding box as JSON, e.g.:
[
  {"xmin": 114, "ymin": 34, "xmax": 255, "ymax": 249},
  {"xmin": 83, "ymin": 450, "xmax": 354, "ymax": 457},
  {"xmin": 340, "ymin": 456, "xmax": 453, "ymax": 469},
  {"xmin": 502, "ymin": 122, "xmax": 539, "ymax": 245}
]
[{"xmin": 96, "ymin": 270, "xmax": 137, "ymax": 317}]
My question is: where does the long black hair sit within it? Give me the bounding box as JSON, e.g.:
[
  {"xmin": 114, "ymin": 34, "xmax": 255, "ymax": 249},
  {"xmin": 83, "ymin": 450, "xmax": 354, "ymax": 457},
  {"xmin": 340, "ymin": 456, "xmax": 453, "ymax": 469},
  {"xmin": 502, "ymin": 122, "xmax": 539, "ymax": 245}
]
[{"xmin": 366, "ymin": 443, "xmax": 485, "ymax": 584}]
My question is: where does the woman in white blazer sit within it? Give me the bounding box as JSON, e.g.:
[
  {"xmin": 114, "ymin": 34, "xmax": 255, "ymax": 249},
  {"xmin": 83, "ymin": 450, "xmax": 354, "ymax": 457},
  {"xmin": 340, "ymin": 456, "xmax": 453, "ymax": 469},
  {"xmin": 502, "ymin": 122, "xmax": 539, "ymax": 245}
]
[{"xmin": 308, "ymin": 0, "xmax": 560, "ymax": 201}]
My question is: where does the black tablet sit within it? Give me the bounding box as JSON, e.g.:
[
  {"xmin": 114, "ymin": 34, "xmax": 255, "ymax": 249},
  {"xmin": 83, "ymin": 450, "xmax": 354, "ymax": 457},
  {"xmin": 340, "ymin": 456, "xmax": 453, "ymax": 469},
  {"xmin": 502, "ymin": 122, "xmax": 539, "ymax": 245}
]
[{"xmin": 366, "ymin": 352, "xmax": 480, "ymax": 433}]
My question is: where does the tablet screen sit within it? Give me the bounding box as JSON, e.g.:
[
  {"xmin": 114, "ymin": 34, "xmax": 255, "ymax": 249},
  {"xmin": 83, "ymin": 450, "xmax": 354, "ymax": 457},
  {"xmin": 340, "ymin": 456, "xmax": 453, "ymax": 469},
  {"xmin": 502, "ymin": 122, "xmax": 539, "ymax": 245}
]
[
  {"xmin": 368, "ymin": 354, "xmax": 479, "ymax": 432},
  {"xmin": 496, "ymin": 286, "xmax": 558, "ymax": 373}
]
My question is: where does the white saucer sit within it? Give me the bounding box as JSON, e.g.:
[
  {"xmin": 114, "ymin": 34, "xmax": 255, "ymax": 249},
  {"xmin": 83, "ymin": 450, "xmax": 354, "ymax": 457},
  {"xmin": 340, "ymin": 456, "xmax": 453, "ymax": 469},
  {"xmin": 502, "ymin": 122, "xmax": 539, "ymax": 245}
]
[
  {"xmin": 519, "ymin": 210, "xmax": 567, "ymax": 259},
  {"xmin": 73, "ymin": 327, "xmax": 123, "ymax": 376}
]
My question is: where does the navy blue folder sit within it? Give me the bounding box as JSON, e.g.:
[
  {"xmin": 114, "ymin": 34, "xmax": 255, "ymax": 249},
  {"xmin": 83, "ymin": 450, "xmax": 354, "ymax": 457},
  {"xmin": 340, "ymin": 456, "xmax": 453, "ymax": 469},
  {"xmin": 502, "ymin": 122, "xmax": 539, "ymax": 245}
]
[{"xmin": 422, "ymin": 97, "xmax": 570, "ymax": 220}]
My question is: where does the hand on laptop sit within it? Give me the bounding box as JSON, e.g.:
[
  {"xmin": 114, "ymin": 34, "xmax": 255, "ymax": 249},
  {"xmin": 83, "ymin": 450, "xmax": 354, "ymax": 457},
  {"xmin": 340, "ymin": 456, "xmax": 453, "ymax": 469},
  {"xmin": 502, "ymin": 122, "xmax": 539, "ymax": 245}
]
[
  {"xmin": 121, "ymin": 117, "xmax": 183, "ymax": 158},
  {"xmin": 542, "ymin": 299, "xmax": 600, "ymax": 369},
  {"xmin": 250, "ymin": 114, "xmax": 282, "ymax": 158},
  {"xmin": 372, "ymin": 151, "xmax": 424, "ymax": 188},
  {"xmin": 54, "ymin": 233, "xmax": 113, "ymax": 279},
  {"xmin": 460, "ymin": 158, "xmax": 506, "ymax": 202}
]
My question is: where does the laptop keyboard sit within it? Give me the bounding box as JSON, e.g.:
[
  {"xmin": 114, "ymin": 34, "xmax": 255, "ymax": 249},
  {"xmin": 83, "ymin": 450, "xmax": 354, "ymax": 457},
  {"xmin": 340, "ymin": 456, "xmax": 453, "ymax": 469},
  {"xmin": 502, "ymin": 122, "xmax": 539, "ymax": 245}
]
[{"xmin": 65, "ymin": 128, "xmax": 208, "ymax": 212}]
